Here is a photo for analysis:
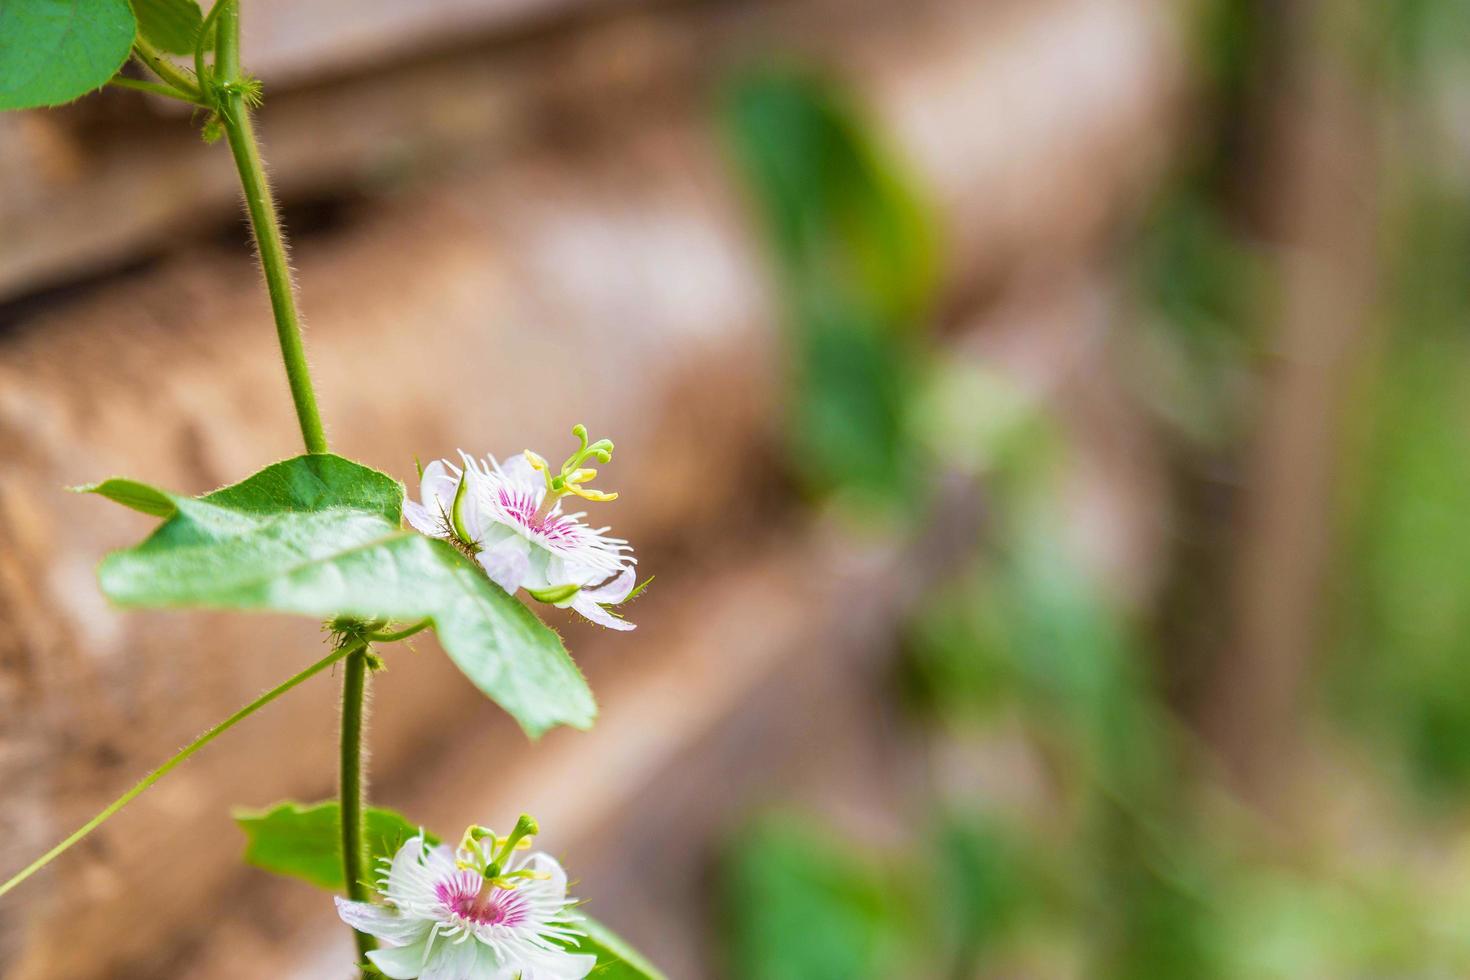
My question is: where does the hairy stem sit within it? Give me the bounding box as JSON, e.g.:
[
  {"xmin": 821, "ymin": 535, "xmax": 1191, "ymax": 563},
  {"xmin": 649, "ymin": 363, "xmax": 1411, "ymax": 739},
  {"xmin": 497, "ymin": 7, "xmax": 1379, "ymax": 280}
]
[
  {"xmin": 194, "ymin": 0, "xmax": 231, "ymax": 98},
  {"xmin": 367, "ymin": 619, "xmax": 433, "ymax": 644},
  {"xmin": 214, "ymin": 2, "xmax": 329, "ymax": 455},
  {"xmin": 107, "ymin": 76, "xmax": 208, "ymax": 105},
  {"xmin": 133, "ymin": 37, "xmax": 202, "ymax": 99},
  {"xmin": 0, "ymin": 642, "xmax": 359, "ymax": 900},
  {"xmin": 211, "ymin": 9, "xmax": 369, "ymax": 971},
  {"xmin": 340, "ymin": 646, "xmax": 376, "ymax": 962}
]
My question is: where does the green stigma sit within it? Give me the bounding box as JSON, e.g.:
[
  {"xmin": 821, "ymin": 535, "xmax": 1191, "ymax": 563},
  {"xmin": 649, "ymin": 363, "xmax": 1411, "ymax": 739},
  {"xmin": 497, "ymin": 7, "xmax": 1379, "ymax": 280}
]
[
  {"xmin": 527, "ymin": 424, "xmax": 620, "ymax": 514},
  {"xmin": 454, "ymin": 814, "xmax": 548, "ymax": 889}
]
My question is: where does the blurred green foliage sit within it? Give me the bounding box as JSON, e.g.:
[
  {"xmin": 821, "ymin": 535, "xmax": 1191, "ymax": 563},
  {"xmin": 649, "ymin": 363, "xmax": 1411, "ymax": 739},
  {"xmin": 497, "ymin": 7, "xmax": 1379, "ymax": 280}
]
[
  {"xmin": 1128, "ymin": 188, "xmax": 1263, "ymax": 446},
  {"xmin": 1374, "ymin": 0, "xmax": 1470, "ymax": 79},
  {"xmin": 907, "ymin": 490, "xmax": 1224, "ymax": 979},
  {"xmin": 716, "ymin": 0, "xmax": 1470, "ymax": 971},
  {"xmin": 931, "ymin": 814, "xmax": 1035, "ymax": 970},
  {"xmin": 1318, "ymin": 0, "xmax": 1470, "ymax": 801},
  {"xmin": 1331, "ymin": 195, "xmax": 1470, "ymax": 798},
  {"xmin": 722, "ymin": 817, "xmax": 910, "ymax": 980},
  {"xmin": 721, "ymin": 66, "xmax": 937, "ymax": 511},
  {"xmin": 723, "ymin": 812, "xmax": 1052, "ymax": 979}
]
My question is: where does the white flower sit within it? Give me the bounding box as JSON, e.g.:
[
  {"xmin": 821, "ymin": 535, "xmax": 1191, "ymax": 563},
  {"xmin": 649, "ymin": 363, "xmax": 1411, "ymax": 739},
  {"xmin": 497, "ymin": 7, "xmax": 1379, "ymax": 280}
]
[
  {"xmin": 335, "ymin": 816, "xmax": 595, "ymax": 980},
  {"xmin": 404, "ymin": 425, "xmax": 641, "ymax": 630}
]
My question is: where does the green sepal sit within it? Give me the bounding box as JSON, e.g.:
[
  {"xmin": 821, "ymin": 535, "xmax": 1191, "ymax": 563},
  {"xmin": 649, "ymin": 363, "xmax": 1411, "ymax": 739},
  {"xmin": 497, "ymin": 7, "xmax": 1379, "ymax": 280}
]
[
  {"xmin": 623, "ymin": 576, "xmax": 655, "ymax": 603},
  {"xmin": 528, "ymin": 583, "xmax": 582, "ymax": 604},
  {"xmin": 76, "ymin": 478, "xmax": 177, "ymax": 517},
  {"xmin": 450, "ymin": 469, "xmax": 475, "ymax": 546}
]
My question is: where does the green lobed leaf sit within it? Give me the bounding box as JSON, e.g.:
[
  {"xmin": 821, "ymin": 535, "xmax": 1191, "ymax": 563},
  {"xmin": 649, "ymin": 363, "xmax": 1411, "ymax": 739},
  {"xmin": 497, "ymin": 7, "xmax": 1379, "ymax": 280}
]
[
  {"xmin": 576, "ymin": 915, "xmax": 668, "ymax": 979},
  {"xmin": 88, "ymin": 454, "xmax": 595, "ymax": 736},
  {"xmin": 130, "ymin": 0, "xmax": 202, "ymax": 56},
  {"xmin": 0, "ymin": 0, "xmax": 138, "ymax": 110},
  {"xmin": 234, "ymin": 800, "xmax": 439, "ymax": 892}
]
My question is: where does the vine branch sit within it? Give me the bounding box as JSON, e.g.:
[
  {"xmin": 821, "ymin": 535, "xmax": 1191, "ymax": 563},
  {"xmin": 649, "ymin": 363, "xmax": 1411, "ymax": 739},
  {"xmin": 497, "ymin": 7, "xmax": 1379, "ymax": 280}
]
[{"xmin": 0, "ymin": 641, "xmax": 360, "ymax": 900}]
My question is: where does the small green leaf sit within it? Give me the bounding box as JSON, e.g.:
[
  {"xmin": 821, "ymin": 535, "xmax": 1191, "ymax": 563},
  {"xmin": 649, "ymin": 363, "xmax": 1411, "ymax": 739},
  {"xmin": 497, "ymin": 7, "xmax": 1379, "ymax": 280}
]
[
  {"xmin": 90, "ymin": 454, "xmax": 596, "ymax": 736},
  {"xmin": 130, "ymin": 0, "xmax": 202, "ymax": 55},
  {"xmin": 235, "ymin": 800, "xmax": 438, "ymax": 891},
  {"xmin": 0, "ymin": 0, "xmax": 138, "ymax": 110},
  {"xmin": 577, "ymin": 915, "xmax": 668, "ymax": 979},
  {"xmin": 77, "ymin": 478, "xmax": 177, "ymax": 517}
]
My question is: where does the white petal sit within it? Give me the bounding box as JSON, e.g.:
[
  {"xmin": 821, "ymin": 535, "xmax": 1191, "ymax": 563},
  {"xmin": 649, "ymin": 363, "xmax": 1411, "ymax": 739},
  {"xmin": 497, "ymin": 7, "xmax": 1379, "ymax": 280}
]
[
  {"xmin": 367, "ymin": 938, "xmax": 432, "ymax": 979},
  {"xmin": 521, "ymin": 544, "xmax": 556, "ymax": 591},
  {"xmin": 404, "ymin": 499, "xmax": 444, "ymax": 537},
  {"xmin": 476, "ymin": 533, "xmax": 533, "ymax": 593},
  {"xmin": 556, "ymin": 952, "xmax": 599, "ymax": 980},
  {"xmin": 570, "ymin": 593, "xmax": 635, "ymax": 631},
  {"xmin": 386, "ymin": 836, "xmax": 456, "ymax": 911},
  {"xmin": 581, "ymin": 566, "xmax": 636, "ymax": 604},
  {"xmin": 512, "ymin": 945, "xmax": 597, "ymax": 980},
  {"xmin": 420, "ymin": 936, "xmax": 483, "ymax": 980},
  {"xmin": 498, "ymin": 453, "xmax": 542, "ymax": 488},
  {"xmin": 453, "ymin": 452, "xmax": 491, "ymax": 541},
  {"xmin": 334, "ymin": 897, "xmax": 431, "ymax": 945},
  {"xmin": 543, "ymin": 557, "xmax": 602, "ymax": 592},
  {"xmin": 420, "ymin": 459, "xmax": 461, "ymax": 512},
  {"xmin": 515, "ymin": 852, "xmax": 570, "ymax": 901}
]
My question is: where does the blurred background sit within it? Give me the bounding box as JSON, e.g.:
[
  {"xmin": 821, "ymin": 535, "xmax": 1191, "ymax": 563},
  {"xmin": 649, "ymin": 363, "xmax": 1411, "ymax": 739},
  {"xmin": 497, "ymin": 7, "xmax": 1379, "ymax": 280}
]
[{"xmin": 3, "ymin": 0, "xmax": 1470, "ymax": 975}]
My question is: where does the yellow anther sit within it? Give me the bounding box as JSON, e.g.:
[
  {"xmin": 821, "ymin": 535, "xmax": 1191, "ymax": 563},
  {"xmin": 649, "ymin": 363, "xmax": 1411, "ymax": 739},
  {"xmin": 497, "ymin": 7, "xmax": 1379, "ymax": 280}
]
[
  {"xmin": 568, "ymin": 468, "xmax": 598, "ymax": 484},
  {"xmin": 567, "ymin": 486, "xmax": 618, "ymax": 502},
  {"xmin": 524, "ymin": 450, "xmax": 549, "ymax": 472},
  {"xmin": 460, "ymin": 825, "xmax": 492, "ymax": 852}
]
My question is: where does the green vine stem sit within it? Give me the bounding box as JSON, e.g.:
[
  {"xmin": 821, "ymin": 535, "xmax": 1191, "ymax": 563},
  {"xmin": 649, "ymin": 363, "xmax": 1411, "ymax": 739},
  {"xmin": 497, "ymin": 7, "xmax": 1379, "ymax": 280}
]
[
  {"xmin": 367, "ymin": 619, "xmax": 432, "ymax": 644},
  {"xmin": 106, "ymin": 76, "xmax": 207, "ymax": 105},
  {"xmin": 126, "ymin": 9, "xmax": 379, "ymax": 965},
  {"xmin": 3, "ymin": 11, "xmax": 385, "ymax": 957},
  {"xmin": 133, "ymin": 37, "xmax": 202, "ymax": 100},
  {"xmin": 339, "ymin": 645, "xmax": 375, "ymax": 963},
  {"xmin": 0, "ymin": 641, "xmax": 361, "ymax": 900},
  {"xmin": 207, "ymin": 9, "xmax": 372, "ymax": 963},
  {"xmin": 212, "ymin": 2, "xmax": 329, "ymax": 456}
]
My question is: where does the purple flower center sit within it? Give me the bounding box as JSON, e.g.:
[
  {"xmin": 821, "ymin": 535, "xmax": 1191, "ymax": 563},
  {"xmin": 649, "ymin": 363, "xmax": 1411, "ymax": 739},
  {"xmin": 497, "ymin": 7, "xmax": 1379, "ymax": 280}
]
[
  {"xmin": 436, "ymin": 872, "xmax": 530, "ymax": 928},
  {"xmin": 498, "ymin": 485, "xmax": 579, "ymax": 543}
]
